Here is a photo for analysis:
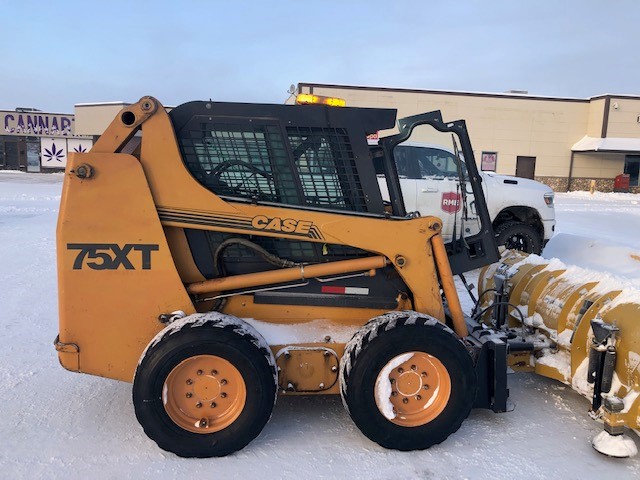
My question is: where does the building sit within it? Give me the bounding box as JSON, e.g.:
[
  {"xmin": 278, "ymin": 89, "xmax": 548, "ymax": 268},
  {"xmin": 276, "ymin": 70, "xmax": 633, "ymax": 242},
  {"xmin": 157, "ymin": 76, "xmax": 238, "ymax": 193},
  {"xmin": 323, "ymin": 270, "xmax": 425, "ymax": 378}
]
[
  {"xmin": 74, "ymin": 101, "xmax": 133, "ymax": 140},
  {"xmin": 11, "ymin": 88, "xmax": 639, "ymax": 193},
  {"xmin": 1, "ymin": 108, "xmax": 92, "ymax": 172},
  {"xmin": 287, "ymin": 83, "xmax": 640, "ymax": 192}
]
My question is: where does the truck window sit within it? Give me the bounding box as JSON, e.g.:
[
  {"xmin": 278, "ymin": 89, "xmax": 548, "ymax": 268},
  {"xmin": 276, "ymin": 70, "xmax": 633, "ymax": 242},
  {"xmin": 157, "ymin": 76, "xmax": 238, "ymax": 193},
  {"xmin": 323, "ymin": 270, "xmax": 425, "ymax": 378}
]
[
  {"xmin": 393, "ymin": 145, "xmax": 465, "ymax": 178},
  {"xmin": 420, "ymin": 147, "xmax": 459, "ymax": 177}
]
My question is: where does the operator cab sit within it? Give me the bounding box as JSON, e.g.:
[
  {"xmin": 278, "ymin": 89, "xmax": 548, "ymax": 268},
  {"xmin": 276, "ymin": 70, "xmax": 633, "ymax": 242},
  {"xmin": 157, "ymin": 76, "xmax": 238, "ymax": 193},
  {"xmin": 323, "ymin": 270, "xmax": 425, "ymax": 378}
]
[{"xmin": 169, "ymin": 94, "xmax": 498, "ymax": 278}]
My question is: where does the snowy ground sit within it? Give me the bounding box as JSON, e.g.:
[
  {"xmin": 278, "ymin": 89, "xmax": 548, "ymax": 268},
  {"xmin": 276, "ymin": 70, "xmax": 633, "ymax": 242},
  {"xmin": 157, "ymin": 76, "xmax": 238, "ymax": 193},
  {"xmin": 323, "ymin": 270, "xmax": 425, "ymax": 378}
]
[{"xmin": 1, "ymin": 171, "xmax": 639, "ymax": 479}]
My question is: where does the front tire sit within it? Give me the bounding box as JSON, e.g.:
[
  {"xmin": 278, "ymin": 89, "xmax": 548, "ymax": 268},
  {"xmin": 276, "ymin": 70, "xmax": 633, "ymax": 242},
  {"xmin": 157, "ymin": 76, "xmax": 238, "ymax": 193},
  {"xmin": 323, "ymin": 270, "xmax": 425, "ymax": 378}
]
[
  {"xmin": 495, "ymin": 220, "xmax": 542, "ymax": 254},
  {"xmin": 133, "ymin": 314, "xmax": 277, "ymax": 458},
  {"xmin": 340, "ymin": 312, "xmax": 477, "ymax": 451}
]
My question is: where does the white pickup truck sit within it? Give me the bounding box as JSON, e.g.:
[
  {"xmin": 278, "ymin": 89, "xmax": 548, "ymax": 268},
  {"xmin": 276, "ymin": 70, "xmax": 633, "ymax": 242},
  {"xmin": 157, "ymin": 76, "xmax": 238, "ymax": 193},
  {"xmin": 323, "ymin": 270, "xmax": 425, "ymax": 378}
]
[{"xmin": 382, "ymin": 143, "xmax": 556, "ymax": 254}]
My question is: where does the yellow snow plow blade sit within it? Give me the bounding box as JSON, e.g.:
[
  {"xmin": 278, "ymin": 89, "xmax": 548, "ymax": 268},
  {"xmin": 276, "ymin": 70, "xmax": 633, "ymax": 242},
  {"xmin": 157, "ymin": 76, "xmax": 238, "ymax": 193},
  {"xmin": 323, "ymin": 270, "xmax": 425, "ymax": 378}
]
[{"xmin": 477, "ymin": 251, "xmax": 640, "ymax": 456}]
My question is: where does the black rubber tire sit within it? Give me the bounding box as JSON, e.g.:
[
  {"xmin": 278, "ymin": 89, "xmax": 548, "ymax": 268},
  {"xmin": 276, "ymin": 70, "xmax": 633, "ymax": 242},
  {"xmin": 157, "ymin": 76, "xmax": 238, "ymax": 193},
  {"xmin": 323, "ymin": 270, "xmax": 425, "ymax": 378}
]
[
  {"xmin": 133, "ymin": 318, "xmax": 277, "ymax": 458},
  {"xmin": 340, "ymin": 312, "xmax": 477, "ymax": 451},
  {"xmin": 494, "ymin": 220, "xmax": 542, "ymax": 254}
]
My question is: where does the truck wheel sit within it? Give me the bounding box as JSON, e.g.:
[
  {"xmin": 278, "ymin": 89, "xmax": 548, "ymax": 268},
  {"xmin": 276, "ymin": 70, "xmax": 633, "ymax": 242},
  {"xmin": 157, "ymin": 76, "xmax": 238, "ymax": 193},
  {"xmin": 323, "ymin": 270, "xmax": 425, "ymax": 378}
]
[
  {"xmin": 133, "ymin": 314, "xmax": 277, "ymax": 457},
  {"xmin": 494, "ymin": 221, "xmax": 542, "ymax": 254},
  {"xmin": 340, "ymin": 312, "xmax": 476, "ymax": 450}
]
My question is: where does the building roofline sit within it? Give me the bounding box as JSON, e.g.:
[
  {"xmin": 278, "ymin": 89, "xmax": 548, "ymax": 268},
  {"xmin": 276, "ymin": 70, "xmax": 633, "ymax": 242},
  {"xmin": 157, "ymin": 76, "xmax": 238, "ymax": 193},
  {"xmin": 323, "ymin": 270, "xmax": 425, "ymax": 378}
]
[
  {"xmin": 0, "ymin": 108, "xmax": 74, "ymax": 116},
  {"xmin": 298, "ymin": 83, "xmax": 640, "ymax": 103},
  {"xmin": 589, "ymin": 93, "xmax": 640, "ymax": 101},
  {"xmin": 74, "ymin": 101, "xmax": 131, "ymax": 107}
]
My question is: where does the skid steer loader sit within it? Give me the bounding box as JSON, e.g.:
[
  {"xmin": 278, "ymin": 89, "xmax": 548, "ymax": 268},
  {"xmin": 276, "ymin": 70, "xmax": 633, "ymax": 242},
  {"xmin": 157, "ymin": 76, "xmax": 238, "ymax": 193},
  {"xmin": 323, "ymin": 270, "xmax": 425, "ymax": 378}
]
[{"xmin": 55, "ymin": 94, "xmax": 638, "ymax": 458}]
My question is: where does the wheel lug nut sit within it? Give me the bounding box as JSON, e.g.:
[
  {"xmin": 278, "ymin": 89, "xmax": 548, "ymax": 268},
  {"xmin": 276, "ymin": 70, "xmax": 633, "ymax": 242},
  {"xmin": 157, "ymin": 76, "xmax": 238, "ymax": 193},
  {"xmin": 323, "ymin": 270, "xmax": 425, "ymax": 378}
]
[
  {"xmin": 416, "ymin": 395, "xmax": 422, "ymax": 400},
  {"xmin": 211, "ymin": 369, "xmax": 218, "ymax": 375},
  {"xmin": 220, "ymin": 392, "xmax": 227, "ymax": 398},
  {"xmin": 411, "ymin": 365, "xmax": 417, "ymax": 371},
  {"xmin": 210, "ymin": 402, "xmax": 217, "ymax": 408},
  {"xmin": 402, "ymin": 398, "xmax": 409, "ymax": 404},
  {"xmin": 186, "ymin": 379, "xmax": 193, "ymax": 385},
  {"xmin": 397, "ymin": 367, "xmax": 404, "ymax": 373},
  {"xmin": 390, "ymin": 378, "xmax": 395, "ymax": 384},
  {"xmin": 391, "ymin": 391, "xmax": 398, "ymax": 397},
  {"xmin": 421, "ymin": 372, "xmax": 427, "ymax": 377},
  {"xmin": 220, "ymin": 379, "xmax": 228, "ymax": 385},
  {"xmin": 423, "ymin": 385, "xmax": 430, "ymax": 390},
  {"xmin": 196, "ymin": 402, "xmax": 202, "ymax": 408},
  {"xmin": 186, "ymin": 392, "xmax": 192, "ymax": 398},
  {"xmin": 197, "ymin": 370, "xmax": 203, "ymax": 376}
]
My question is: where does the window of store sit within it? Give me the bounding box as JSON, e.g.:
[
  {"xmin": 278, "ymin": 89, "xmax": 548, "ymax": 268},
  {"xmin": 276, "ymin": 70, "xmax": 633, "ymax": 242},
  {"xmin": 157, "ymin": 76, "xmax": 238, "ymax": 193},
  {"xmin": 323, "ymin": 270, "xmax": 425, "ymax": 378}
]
[
  {"xmin": 26, "ymin": 139, "xmax": 40, "ymax": 172},
  {"xmin": 625, "ymin": 155, "xmax": 640, "ymax": 186}
]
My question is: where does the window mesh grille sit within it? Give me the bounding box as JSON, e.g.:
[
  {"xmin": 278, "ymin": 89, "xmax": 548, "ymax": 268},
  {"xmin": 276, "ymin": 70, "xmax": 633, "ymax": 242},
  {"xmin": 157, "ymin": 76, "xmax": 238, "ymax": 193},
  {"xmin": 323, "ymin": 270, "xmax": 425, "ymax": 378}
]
[
  {"xmin": 287, "ymin": 127, "xmax": 367, "ymax": 212},
  {"xmin": 179, "ymin": 123, "xmax": 298, "ymax": 204},
  {"xmin": 178, "ymin": 119, "xmax": 368, "ymax": 212}
]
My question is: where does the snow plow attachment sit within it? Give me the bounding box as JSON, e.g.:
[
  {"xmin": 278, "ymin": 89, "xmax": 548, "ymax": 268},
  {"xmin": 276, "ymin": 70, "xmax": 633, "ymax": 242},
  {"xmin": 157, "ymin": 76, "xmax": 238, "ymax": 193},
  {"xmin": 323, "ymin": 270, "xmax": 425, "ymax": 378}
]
[{"xmin": 477, "ymin": 251, "xmax": 640, "ymax": 457}]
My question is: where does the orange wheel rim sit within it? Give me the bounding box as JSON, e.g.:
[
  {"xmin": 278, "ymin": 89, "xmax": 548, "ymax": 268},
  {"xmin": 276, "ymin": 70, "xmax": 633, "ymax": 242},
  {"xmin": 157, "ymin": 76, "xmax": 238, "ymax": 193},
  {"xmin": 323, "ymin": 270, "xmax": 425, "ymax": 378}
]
[
  {"xmin": 163, "ymin": 355, "xmax": 246, "ymax": 434},
  {"xmin": 375, "ymin": 352, "xmax": 451, "ymax": 427}
]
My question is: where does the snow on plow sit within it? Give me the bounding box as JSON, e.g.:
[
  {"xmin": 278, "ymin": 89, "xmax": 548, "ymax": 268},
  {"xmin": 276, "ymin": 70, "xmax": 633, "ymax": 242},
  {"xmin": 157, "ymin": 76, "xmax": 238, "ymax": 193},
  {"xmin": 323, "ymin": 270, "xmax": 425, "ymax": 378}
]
[{"xmin": 477, "ymin": 250, "xmax": 640, "ymax": 457}]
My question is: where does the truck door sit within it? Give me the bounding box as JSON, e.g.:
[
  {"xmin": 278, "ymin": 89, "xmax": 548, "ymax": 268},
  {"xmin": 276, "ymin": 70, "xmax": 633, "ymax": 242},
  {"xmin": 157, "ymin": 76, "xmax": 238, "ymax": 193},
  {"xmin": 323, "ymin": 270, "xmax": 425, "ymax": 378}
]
[{"xmin": 394, "ymin": 145, "xmax": 479, "ymax": 243}]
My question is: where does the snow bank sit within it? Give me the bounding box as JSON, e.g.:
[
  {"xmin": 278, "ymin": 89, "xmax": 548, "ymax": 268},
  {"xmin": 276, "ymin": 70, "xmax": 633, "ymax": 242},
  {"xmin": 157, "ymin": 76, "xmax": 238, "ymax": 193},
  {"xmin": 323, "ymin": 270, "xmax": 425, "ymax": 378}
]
[
  {"xmin": 544, "ymin": 233, "xmax": 640, "ymax": 280},
  {"xmin": 559, "ymin": 191, "xmax": 640, "ymax": 203}
]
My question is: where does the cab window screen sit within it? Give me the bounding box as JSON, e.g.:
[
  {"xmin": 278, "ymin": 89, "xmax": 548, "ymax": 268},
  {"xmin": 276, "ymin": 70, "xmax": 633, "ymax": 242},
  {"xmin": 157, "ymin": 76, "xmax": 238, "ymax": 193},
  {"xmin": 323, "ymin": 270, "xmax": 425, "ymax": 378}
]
[
  {"xmin": 179, "ymin": 122, "xmax": 299, "ymax": 204},
  {"xmin": 287, "ymin": 127, "xmax": 366, "ymax": 211}
]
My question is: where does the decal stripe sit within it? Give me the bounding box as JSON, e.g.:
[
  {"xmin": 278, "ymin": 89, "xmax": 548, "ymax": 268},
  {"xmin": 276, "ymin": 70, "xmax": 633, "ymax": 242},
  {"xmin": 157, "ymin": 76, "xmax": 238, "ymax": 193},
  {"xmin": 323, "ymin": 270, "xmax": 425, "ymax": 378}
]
[
  {"xmin": 157, "ymin": 208, "xmax": 324, "ymax": 240},
  {"xmin": 321, "ymin": 286, "xmax": 369, "ymax": 295}
]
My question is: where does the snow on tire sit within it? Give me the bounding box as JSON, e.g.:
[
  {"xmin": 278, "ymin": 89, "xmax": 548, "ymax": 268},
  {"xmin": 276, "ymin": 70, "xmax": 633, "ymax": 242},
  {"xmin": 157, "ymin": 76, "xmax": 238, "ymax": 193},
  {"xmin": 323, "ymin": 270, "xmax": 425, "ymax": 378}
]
[
  {"xmin": 133, "ymin": 312, "xmax": 277, "ymax": 458},
  {"xmin": 340, "ymin": 311, "xmax": 477, "ymax": 451}
]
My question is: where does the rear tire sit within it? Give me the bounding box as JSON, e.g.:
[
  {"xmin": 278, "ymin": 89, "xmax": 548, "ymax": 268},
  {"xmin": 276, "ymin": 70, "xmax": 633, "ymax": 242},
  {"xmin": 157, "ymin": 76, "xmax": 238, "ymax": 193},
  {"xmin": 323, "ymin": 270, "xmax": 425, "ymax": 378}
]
[
  {"xmin": 133, "ymin": 314, "xmax": 277, "ymax": 458},
  {"xmin": 340, "ymin": 312, "xmax": 477, "ymax": 451},
  {"xmin": 495, "ymin": 220, "xmax": 542, "ymax": 254}
]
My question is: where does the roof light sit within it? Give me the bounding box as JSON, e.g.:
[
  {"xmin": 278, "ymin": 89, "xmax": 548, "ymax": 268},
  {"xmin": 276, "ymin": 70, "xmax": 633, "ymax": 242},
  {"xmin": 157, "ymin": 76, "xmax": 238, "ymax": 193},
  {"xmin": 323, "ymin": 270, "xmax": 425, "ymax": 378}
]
[{"xmin": 296, "ymin": 93, "xmax": 346, "ymax": 107}]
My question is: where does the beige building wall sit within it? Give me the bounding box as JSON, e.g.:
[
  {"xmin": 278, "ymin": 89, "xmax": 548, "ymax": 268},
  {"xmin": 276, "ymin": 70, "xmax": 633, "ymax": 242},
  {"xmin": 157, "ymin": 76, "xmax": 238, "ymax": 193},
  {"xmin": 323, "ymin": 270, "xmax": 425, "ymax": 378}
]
[
  {"xmin": 606, "ymin": 97, "xmax": 640, "ymax": 138},
  {"xmin": 572, "ymin": 152, "xmax": 625, "ymax": 178},
  {"xmin": 289, "ymin": 84, "xmax": 640, "ymax": 192},
  {"xmin": 296, "ymin": 85, "xmax": 589, "ymax": 180},
  {"xmin": 74, "ymin": 102, "xmax": 131, "ymax": 137},
  {"xmin": 586, "ymin": 98, "xmax": 606, "ymax": 137}
]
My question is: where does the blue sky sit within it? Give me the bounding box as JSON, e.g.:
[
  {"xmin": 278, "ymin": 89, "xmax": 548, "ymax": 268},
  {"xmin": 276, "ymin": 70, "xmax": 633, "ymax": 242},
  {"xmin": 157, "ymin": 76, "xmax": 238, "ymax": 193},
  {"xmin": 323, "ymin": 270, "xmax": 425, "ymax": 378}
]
[{"xmin": 1, "ymin": 0, "xmax": 639, "ymax": 112}]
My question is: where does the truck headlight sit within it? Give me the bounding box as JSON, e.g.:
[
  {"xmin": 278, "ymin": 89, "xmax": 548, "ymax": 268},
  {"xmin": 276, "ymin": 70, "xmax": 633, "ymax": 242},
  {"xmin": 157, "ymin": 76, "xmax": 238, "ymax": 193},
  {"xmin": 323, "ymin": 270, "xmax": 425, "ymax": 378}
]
[{"xmin": 544, "ymin": 192, "xmax": 554, "ymax": 207}]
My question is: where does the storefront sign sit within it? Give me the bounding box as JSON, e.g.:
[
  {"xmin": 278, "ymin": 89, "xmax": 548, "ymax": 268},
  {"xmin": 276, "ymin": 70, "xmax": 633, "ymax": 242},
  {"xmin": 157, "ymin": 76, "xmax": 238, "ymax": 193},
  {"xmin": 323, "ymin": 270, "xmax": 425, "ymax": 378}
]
[
  {"xmin": 2, "ymin": 111, "xmax": 75, "ymax": 137},
  {"xmin": 41, "ymin": 138, "xmax": 92, "ymax": 168}
]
